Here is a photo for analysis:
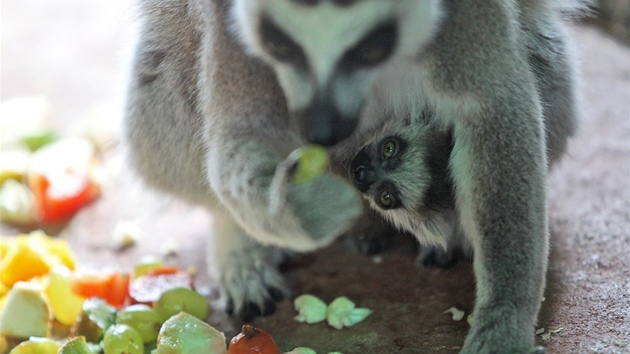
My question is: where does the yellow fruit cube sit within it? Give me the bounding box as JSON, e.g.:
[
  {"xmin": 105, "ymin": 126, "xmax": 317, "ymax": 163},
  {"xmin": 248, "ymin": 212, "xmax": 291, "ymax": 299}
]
[
  {"xmin": 0, "ymin": 238, "xmax": 50, "ymax": 287},
  {"xmin": 27, "ymin": 230, "xmax": 77, "ymax": 270},
  {"xmin": 45, "ymin": 266, "xmax": 85, "ymax": 325}
]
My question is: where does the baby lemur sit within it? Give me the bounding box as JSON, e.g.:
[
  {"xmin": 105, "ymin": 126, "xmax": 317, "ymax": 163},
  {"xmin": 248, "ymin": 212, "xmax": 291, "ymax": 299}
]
[{"xmin": 125, "ymin": 0, "xmax": 588, "ymax": 352}]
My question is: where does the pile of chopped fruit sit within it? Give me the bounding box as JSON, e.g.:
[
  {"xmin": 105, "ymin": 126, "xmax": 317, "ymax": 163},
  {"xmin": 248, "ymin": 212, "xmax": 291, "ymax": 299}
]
[
  {"xmin": 0, "ymin": 230, "xmax": 210, "ymax": 353},
  {"xmin": 0, "ymin": 231, "xmax": 353, "ymax": 354}
]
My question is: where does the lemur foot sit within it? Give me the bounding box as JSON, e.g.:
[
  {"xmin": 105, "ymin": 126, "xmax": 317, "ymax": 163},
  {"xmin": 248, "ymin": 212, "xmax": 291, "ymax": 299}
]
[{"xmin": 220, "ymin": 256, "xmax": 289, "ymax": 322}]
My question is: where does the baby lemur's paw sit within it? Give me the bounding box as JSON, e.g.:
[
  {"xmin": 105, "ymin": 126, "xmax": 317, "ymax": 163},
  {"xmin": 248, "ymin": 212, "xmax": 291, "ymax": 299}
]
[
  {"xmin": 220, "ymin": 256, "xmax": 289, "ymax": 322},
  {"xmin": 417, "ymin": 245, "xmax": 458, "ymax": 268},
  {"xmin": 344, "ymin": 209, "xmax": 396, "ymax": 255}
]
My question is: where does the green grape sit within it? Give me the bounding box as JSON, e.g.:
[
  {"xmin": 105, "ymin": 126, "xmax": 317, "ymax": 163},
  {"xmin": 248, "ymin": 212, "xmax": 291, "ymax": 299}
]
[
  {"xmin": 58, "ymin": 336, "xmax": 92, "ymax": 354},
  {"xmin": 116, "ymin": 304, "xmax": 162, "ymax": 344},
  {"xmin": 289, "ymin": 145, "xmax": 329, "ymax": 184},
  {"xmin": 153, "ymin": 287, "xmax": 209, "ymax": 322},
  {"xmin": 74, "ymin": 298, "xmax": 116, "ymax": 343},
  {"xmin": 102, "ymin": 324, "xmax": 144, "ymax": 354}
]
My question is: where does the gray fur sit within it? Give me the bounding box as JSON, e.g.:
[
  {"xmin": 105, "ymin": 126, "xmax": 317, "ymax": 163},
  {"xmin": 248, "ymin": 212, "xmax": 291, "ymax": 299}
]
[{"xmin": 125, "ymin": 0, "xmax": 587, "ymax": 351}]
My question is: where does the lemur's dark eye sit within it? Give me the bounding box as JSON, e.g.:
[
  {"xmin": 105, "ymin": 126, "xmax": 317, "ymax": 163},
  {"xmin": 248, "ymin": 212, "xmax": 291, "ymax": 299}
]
[
  {"xmin": 378, "ymin": 190, "xmax": 398, "ymax": 209},
  {"xmin": 343, "ymin": 22, "xmax": 397, "ymax": 67},
  {"xmin": 376, "ymin": 183, "xmax": 400, "ymax": 210},
  {"xmin": 382, "ymin": 140, "xmax": 397, "ymax": 159},
  {"xmin": 260, "ymin": 18, "xmax": 305, "ymax": 64},
  {"xmin": 379, "ymin": 190, "xmax": 393, "ymax": 208},
  {"xmin": 380, "ymin": 137, "xmax": 402, "ymax": 160}
]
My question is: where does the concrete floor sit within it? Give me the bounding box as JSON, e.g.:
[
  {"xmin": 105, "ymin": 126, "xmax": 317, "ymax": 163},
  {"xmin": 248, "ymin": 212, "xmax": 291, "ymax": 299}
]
[{"xmin": 2, "ymin": 1, "xmax": 629, "ymax": 353}]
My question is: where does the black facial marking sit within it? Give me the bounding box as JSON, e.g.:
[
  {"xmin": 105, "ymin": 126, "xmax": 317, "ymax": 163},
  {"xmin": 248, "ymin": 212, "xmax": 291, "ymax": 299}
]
[
  {"xmin": 259, "ymin": 17, "xmax": 307, "ymax": 66},
  {"xmin": 342, "ymin": 21, "xmax": 398, "ymax": 68}
]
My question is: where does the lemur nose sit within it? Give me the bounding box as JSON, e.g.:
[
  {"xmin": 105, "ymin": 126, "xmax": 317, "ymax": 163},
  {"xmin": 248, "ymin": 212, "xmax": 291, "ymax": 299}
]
[
  {"xmin": 349, "ymin": 150, "xmax": 373, "ymax": 193},
  {"xmin": 294, "ymin": 95, "xmax": 358, "ymax": 146}
]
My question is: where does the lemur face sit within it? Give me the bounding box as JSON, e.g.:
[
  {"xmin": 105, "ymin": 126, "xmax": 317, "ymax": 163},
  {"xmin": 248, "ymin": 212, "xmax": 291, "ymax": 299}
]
[
  {"xmin": 231, "ymin": 0, "xmax": 442, "ymax": 145},
  {"xmin": 348, "ymin": 114, "xmax": 455, "ymax": 245}
]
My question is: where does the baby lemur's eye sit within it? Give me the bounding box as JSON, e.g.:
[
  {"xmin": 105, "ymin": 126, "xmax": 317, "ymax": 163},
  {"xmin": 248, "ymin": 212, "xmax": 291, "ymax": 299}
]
[
  {"xmin": 259, "ymin": 18, "xmax": 306, "ymax": 65},
  {"xmin": 377, "ymin": 185, "xmax": 400, "ymax": 210},
  {"xmin": 380, "ymin": 137, "xmax": 402, "ymax": 160},
  {"xmin": 379, "ymin": 190, "xmax": 393, "ymax": 208}
]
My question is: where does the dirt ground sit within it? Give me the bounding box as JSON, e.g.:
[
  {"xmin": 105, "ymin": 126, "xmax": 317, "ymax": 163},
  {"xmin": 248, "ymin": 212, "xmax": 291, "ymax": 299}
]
[{"xmin": 2, "ymin": 1, "xmax": 629, "ymax": 353}]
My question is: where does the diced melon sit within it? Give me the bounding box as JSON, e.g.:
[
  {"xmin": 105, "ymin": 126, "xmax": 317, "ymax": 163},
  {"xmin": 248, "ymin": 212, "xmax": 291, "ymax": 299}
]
[
  {"xmin": 0, "ymin": 282, "xmax": 8, "ymax": 297},
  {"xmin": 0, "ymin": 283, "xmax": 50, "ymax": 339},
  {"xmin": 0, "ymin": 238, "xmax": 50, "ymax": 287},
  {"xmin": 28, "ymin": 230, "xmax": 77, "ymax": 270},
  {"xmin": 156, "ymin": 312, "xmax": 227, "ymax": 354},
  {"xmin": 0, "ymin": 179, "xmax": 35, "ymax": 225}
]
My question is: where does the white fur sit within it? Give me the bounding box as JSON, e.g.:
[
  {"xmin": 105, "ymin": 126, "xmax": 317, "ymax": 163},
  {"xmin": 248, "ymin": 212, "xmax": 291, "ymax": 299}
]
[{"xmin": 232, "ymin": 0, "xmax": 442, "ymax": 114}]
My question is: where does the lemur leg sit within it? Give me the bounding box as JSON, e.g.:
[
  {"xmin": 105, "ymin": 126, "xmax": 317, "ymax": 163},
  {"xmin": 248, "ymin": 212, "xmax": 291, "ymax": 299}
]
[{"xmin": 208, "ymin": 209, "xmax": 288, "ymax": 322}]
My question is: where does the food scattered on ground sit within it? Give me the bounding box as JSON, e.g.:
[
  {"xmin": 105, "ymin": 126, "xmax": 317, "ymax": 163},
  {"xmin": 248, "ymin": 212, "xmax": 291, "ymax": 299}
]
[
  {"xmin": 45, "ymin": 266, "xmax": 85, "ymax": 326},
  {"xmin": 69, "ymin": 271, "xmax": 130, "ymax": 309},
  {"xmin": 466, "ymin": 313, "xmax": 474, "ymax": 327},
  {"xmin": 0, "ymin": 282, "xmax": 50, "ymax": 339},
  {"xmin": 0, "ymin": 97, "xmax": 111, "ymax": 227},
  {"xmin": 28, "ymin": 138, "xmax": 101, "ymax": 224},
  {"xmin": 540, "ymin": 327, "xmax": 564, "ymax": 341},
  {"xmin": 102, "ymin": 324, "xmax": 144, "ymax": 354},
  {"xmin": 535, "ymin": 327, "xmax": 545, "ymax": 335},
  {"xmin": 128, "ymin": 267, "xmax": 193, "ymax": 306},
  {"xmin": 57, "ymin": 335, "xmax": 95, "ymax": 354},
  {"xmin": 0, "ymin": 230, "xmax": 76, "ymax": 287},
  {"xmin": 443, "ymin": 307, "xmax": 465, "ymax": 321},
  {"xmin": 157, "ymin": 312, "xmax": 227, "ymax": 354},
  {"xmin": 0, "ymin": 230, "xmax": 218, "ymax": 354},
  {"xmin": 160, "ymin": 239, "xmax": 180, "ymax": 256},
  {"xmin": 0, "ymin": 137, "xmax": 101, "ymax": 226},
  {"xmin": 72, "ymin": 298, "xmax": 116, "ymax": 343},
  {"xmin": 228, "ymin": 324, "xmax": 280, "ymax": 354},
  {"xmin": 326, "ymin": 296, "xmax": 372, "ymax": 330},
  {"xmin": 285, "ymin": 347, "xmax": 317, "ymax": 354},
  {"xmin": 0, "ymin": 179, "xmax": 35, "ymax": 225},
  {"xmin": 293, "ymin": 295, "xmax": 372, "ymax": 330},
  {"xmin": 6, "ymin": 337, "xmax": 60, "ymax": 354},
  {"xmin": 115, "ymin": 304, "xmax": 162, "ymax": 344},
  {"xmin": 110, "ymin": 220, "xmax": 140, "ymax": 250},
  {"xmin": 153, "ymin": 287, "xmax": 209, "ymax": 323},
  {"xmin": 294, "ymin": 294, "xmax": 328, "ymax": 324}
]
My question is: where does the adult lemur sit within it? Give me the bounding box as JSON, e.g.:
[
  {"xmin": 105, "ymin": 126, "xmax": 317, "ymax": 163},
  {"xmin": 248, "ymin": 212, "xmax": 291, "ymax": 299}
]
[{"xmin": 125, "ymin": 0, "xmax": 588, "ymax": 352}]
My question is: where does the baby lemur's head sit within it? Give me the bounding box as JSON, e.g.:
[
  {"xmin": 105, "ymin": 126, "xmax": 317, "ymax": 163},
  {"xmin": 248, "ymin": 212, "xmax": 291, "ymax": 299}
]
[
  {"xmin": 231, "ymin": 0, "xmax": 442, "ymax": 146},
  {"xmin": 349, "ymin": 111, "xmax": 455, "ymax": 246}
]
